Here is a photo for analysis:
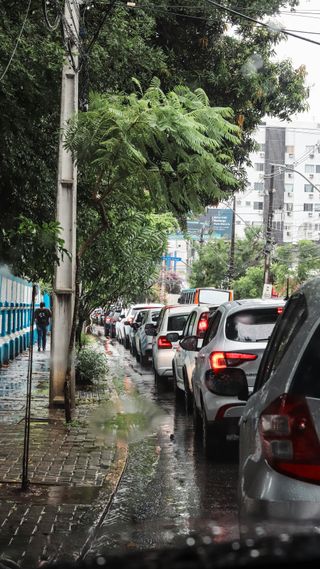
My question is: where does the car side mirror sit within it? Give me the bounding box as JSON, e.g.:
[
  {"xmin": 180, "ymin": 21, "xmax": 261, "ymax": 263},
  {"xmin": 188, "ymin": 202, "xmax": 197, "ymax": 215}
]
[
  {"xmin": 204, "ymin": 368, "xmax": 249, "ymax": 400},
  {"xmin": 179, "ymin": 336, "xmax": 199, "ymax": 352},
  {"xmin": 166, "ymin": 332, "xmax": 180, "ymax": 343},
  {"xmin": 132, "ymin": 322, "xmax": 140, "ymax": 331},
  {"xmin": 145, "ymin": 323, "xmax": 156, "ymax": 336}
]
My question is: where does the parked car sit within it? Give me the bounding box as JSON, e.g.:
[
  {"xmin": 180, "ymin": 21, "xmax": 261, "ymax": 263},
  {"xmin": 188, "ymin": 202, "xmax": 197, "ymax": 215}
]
[
  {"xmin": 151, "ymin": 305, "xmax": 196, "ymax": 382},
  {"xmin": 135, "ymin": 308, "xmax": 161, "ymax": 366},
  {"xmin": 128, "ymin": 309, "xmax": 149, "ymax": 356},
  {"xmin": 116, "ymin": 308, "xmax": 129, "ymax": 344},
  {"xmin": 123, "ymin": 304, "xmax": 163, "ymax": 350},
  {"xmin": 171, "ymin": 304, "xmax": 216, "ymax": 406},
  {"xmin": 236, "ymin": 280, "xmax": 320, "ymax": 530},
  {"xmin": 104, "ymin": 309, "xmax": 121, "ymax": 338},
  {"xmin": 185, "ymin": 298, "xmax": 285, "ymax": 451}
]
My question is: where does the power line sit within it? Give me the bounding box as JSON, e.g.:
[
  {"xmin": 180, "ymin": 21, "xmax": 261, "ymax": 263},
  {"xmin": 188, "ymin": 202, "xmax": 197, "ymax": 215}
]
[
  {"xmin": 205, "ymin": 0, "xmax": 320, "ymax": 47},
  {"xmin": 0, "ymin": 0, "xmax": 32, "ymax": 83}
]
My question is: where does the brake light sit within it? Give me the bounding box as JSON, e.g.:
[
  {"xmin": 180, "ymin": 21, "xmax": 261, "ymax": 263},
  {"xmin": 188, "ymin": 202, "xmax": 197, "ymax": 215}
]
[
  {"xmin": 197, "ymin": 313, "xmax": 209, "ymax": 337},
  {"xmin": 277, "ymin": 307, "xmax": 284, "ymax": 314},
  {"xmin": 158, "ymin": 336, "xmax": 172, "ymax": 349},
  {"xmin": 209, "ymin": 351, "xmax": 257, "ymax": 372},
  {"xmin": 259, "ymin": 394, "xmax": 320, "ymax": 484}
]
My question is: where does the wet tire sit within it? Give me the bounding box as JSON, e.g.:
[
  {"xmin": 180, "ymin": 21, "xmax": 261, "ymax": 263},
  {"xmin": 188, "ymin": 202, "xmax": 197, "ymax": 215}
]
[
  {"xmin": 183, "ymin": 369, "xmax": 192, "ymax": 412},
  {"xmin": 192, "ymin": 395, "xmax": 202, "ymax": 435},
  {"xmin": 140, "ymin": 351, "xmax": 149, "ymax": 367}
]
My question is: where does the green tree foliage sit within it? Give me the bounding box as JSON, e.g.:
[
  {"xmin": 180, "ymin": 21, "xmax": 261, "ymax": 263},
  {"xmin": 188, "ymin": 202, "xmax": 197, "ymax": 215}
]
[
  {"xmin": 233, "ymin": 266, "xmax": 264, "ymax": 299},
  {"xmin": 189, "ymin": 226, "xmax": 264, "ymax": 288},
  {"xmin": 272, "ymin": 240, "xmax": 320, "ymax": 293}
]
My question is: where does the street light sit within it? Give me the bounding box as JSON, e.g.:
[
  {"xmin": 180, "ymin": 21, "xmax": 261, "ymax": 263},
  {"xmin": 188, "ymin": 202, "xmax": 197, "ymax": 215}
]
[{"xmin": 270, "ymin": 163, "xmax": 320, "ymax": 194}]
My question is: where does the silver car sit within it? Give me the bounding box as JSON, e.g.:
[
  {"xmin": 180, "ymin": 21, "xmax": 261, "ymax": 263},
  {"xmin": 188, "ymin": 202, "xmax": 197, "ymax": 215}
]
[
  {"xmin": 187, "ymin": 299, "xmax": 285, "ymax": 450},
  {"xmin": 135, "ymin": 308, "xmax": 161, "ymax": 366},
  {"xmin": 152, "ymin": 305, "xmax": 195, "ymax": 382},
  {"xmin": 236, "ymin": 279, "xmax": 320, "ymax": 532}
]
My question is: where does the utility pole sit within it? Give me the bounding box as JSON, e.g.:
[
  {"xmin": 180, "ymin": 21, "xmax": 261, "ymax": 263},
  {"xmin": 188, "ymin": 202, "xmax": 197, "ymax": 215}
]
[
  {"xmin": 50, "ymin": 1, "xmax": 79, "ymax": 408},
  {"xmin": 263, "ymin": 164, "xmax": 275, "ymax": 286},
  {"xmin": 228, "ymin": 194, "xmax": 236, "ymax": 286}
]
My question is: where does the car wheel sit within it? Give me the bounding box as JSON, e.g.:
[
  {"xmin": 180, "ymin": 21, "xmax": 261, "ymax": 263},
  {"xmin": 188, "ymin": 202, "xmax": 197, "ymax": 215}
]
[
  {"xmin": 193, "ymin": 395, "xmax": 201, "ymax": 434},
  {"xmin": 140, "ymin": 349, "xmax": 149, "ymax": 367},
  {"xmin": 172, "ymin": 364, "xmax": 181, "ymax": 397},
  {"xmin": 136, "ymin": 348, "xmax": 141, "ymax": 362},
  {"xmin": 183, "ymin": 369, "xmax": 192, "ymax": 412}
]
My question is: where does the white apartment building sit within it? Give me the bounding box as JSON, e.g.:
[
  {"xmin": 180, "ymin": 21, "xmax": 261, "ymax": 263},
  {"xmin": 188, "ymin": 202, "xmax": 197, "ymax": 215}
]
[{"xmin": 235, "ymin": 120, "xmax": 320, "ymax": 243}]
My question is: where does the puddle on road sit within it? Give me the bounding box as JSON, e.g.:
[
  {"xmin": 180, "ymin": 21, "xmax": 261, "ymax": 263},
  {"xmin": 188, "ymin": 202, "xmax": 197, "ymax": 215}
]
[{"xmin": 0, "ymin": 483, "xmax": 101, "ymax": 505}]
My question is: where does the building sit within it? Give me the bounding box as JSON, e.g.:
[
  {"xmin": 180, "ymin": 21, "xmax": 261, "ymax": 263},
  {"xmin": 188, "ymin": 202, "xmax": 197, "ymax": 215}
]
[{"xmin": 235, "ymin": 120, "xmax": 320, "ymax": 243}]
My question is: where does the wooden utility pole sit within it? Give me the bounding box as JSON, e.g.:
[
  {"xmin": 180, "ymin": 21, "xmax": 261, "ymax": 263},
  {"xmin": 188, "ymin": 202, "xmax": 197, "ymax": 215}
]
[{"xmin": 50, "ymin": 1, "xmax": 79, "ymax": 408}]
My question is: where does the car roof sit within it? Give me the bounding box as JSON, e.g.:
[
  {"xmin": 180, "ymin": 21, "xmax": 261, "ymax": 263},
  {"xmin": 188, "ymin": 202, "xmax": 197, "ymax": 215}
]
[
  {"xmin": 163, "ymin": 304, "xmax": 198, "ymax": 315},
  {"xmin": 218, "ymin": 298, "xmax": 285, "ymax": 313}
]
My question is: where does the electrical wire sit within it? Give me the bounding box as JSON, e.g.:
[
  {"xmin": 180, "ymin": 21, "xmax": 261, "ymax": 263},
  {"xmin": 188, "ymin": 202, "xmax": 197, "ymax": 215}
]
[
  {"xmin": 0, "ymin": 0, "xmax": 32, "ymax": 83},
  {"xmin": 205, "ymin": 0, "xmax": 320, "ymax": 47}
]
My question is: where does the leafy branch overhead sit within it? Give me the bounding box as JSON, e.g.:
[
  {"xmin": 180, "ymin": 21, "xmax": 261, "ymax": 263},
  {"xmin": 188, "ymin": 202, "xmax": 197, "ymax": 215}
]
[{"xmin": 66, "ymin": 78, "xmax": 240, "ymax": 222}]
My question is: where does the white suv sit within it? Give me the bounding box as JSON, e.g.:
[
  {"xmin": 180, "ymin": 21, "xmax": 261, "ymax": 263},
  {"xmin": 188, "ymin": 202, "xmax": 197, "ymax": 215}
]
[
  {"xmin": 151, "ymin": 305, "xmax": 195, "ymax": 382},
  {"xmin": 172, "ymin": 304, "xmax": 216, "ymax": 406}
]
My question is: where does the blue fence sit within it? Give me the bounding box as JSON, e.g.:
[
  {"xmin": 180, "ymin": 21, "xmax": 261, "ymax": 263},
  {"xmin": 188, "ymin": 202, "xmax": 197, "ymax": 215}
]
[{"xmin": 0, "ymin": 268, "xmax": 50, "ymax": 365}]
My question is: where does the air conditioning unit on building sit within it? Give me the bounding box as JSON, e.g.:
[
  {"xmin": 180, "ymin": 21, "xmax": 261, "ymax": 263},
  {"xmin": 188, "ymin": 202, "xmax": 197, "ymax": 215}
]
[
  {"xmin": 310, "ymin": 154, "xmax": 314, "ymax": 159},
  {"xmin": 308, "ymin": 212, "xmax": 313, "ymax": 217},
  {"xmin": 309, "ymin": 193, "xmax": 314, "ymax": 199},
  {"xmin": 309, "ymin": 174, "xmax": 314, "ymax": 179},
  {"xmin": 287, "ymin": 211, "xmax": 292, "ymax": 216},
  {"xmin": 288, "ymin": 173, "xmax": 293, "ymax": 178},
  {"xmin": 287, "ymin": 192, "xmax": 293, "ymax": 198},
  {"xmin": 259, "ymin": 152, "xmax": 264, "ymax": 158}
]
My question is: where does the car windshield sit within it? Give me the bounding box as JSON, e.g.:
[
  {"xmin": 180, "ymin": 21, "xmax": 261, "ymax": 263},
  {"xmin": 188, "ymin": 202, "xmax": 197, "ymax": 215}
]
[{"xmin": 226, "ymin": 308, "xmax": 280, "ymax": 342}]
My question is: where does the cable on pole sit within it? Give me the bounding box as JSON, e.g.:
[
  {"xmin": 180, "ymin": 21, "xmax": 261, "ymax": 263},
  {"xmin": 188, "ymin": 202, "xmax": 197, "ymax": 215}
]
[{"xmin": 0, "ymin": 0, "xmax": 32, "ymax": 83}]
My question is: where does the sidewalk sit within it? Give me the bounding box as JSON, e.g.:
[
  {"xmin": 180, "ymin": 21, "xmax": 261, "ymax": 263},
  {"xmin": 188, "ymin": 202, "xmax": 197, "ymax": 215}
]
[{"xmin": 0, "ymin": 340, "xmax": 127, "ymax": 567}]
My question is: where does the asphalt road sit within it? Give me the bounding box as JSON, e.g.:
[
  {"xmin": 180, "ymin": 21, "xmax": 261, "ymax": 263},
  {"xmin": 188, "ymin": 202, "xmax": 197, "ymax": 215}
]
[{"xmin": 87, "ymin": 340, "xmax": 239, "ymax": 557}]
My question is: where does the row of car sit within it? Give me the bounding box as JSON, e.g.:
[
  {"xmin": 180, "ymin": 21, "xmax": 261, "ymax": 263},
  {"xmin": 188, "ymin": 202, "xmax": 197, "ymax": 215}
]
[{"xmin": 114, "ymin": 280, "xmax": 320, "ymax": 528}]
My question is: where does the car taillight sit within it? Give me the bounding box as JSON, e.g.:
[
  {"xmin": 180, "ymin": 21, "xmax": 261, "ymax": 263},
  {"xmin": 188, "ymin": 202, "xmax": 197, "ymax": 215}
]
[
  {"xmin": 277, "ymin": 307, "xmax": 284, "ymax": 314},
  {"xmin": 157, "ymin": 336, "xmax": 172, "ymax": 349},
  {"xmin": 209, "ymin": 351, "xmax": 257, "ymax": 372},
  {"xmin": 259, "ymin": 394, "xmax": 320, "ymax": 484},
  {"xmin": 197, "ymin": 313, "xmax": 209, "ymax": 337}
]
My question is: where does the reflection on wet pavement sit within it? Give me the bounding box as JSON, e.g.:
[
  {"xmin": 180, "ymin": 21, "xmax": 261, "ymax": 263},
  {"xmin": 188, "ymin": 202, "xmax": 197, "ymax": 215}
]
[{"xmin": 87, "ymin": 342, "xmax": 239, "ymax": 556}]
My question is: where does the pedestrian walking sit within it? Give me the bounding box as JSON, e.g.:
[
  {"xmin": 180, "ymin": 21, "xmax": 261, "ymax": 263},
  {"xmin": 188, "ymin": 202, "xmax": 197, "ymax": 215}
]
[{"xmin": 34, "ymin": 302, "xmax": 52, "ymax": 352}]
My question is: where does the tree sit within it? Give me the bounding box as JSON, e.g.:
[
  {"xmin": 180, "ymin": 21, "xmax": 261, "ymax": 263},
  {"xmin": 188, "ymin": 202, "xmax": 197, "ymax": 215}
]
[
  {"xmin": 163, "ymin": 271, "xmax": 183, "ymax": 294},
  {"xmin": 272, "ymin": 240, "xmax": 320, "ymax": 293},
  {"xmin": 233, "ymin": 266, "xmax": 264, "ymax": 299},
  {"xmin": 189, "ymin": 226, "xmax": 264, "ymax": 287}
]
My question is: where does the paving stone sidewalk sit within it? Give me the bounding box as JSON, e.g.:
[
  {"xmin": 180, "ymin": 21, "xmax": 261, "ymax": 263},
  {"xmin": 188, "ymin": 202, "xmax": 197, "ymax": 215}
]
[{"xmin": 0, "ymin": 340, "xmax": 126, "ymax": 568}]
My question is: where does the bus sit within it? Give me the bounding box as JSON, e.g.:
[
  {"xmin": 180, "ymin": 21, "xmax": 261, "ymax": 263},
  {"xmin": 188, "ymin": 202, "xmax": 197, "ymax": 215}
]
[{"xmin": 178, "ymin": 287, "xmax": 233, "ymax": 306}]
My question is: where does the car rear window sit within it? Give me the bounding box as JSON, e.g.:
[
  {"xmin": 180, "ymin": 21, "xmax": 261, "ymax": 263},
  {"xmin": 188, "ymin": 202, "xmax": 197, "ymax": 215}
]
[
  {"xmin": 291, "ymin": 322, "xmax": 320, "ymax": 398},
  {"xmin": 226, "ymin": 308, "xmax": 280, "ymax": 343},
  {"xmin": 167, "ymin": 314, "xmax": 189, "ymax": 331}
]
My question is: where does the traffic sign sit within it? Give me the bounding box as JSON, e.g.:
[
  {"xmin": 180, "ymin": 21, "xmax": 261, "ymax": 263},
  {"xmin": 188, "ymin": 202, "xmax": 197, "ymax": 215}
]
[{"xmin": 161, "ymin": 256, "xmax": 182, "ymax": 262}]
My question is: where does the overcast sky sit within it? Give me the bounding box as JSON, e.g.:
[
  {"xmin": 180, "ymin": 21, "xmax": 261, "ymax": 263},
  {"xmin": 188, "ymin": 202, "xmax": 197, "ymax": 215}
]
[{"xmin": 275, "ymin": 0, "xmax": 320, "ymax": 122}]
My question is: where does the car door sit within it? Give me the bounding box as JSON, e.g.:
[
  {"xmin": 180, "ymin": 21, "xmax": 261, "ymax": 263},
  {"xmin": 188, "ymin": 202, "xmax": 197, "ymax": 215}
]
[
  {"xmin": 175, "ymin": 311, "xmax": 197, "ymax": 382},
  {"xmin": 239, "ymin": 292, "xmax": 308, "ymax": 502},
  {"xmin": 192, "ymin": 309, "xmax": 223, "ymax": 409}
]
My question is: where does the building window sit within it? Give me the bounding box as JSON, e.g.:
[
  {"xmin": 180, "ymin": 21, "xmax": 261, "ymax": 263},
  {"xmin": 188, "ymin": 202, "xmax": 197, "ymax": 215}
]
[
  {"xmin": 258, "ymin": 143, "xmax": 265, "ymax": 152},
  {"xmin": 245, "ymin": 201, "xmax": 251, "ymax": 207},
  {"xmin": 305, "ymin": 164, "xmax": 315, "ymax": 173},
  {"xmin": 286, "ymin": 145, "xmax": 295, "ymax": 157},
  {"xmin": 315, "ymin": 224, "xmax": 320, "ymax": 231},
  {"xmin": 285, "ymin": 203, "xmax": 293, "ymax": 212},
  {"xmin": 253, "ymin": 202, "xmax": 263, "ymax": 210},
  {"xmin": 236, "ymin": 199, "xmax": 242, "ymax": 206},
  {"xmin": 316, "ymin": 165, "xmax": 320, "ymax": 173},
  {"xmin": 315, "ymin": 204, "xmax": 320, "ymax": 212},
  {"xmin": 306, "ymin": 145, "xmax": 315, "ymax": 153},
  {"xmin": 285, "ymin": 184, "xmax": 293, "ymax": 193},
  {"xmin": 304, "ymin": 184, "xmax": 314, "ymax": 193},
  {"xmin": 304, "ymin": 203, "xmax": 313, "ymax": 212},
  {"xmin": 236, "ymin": 220, "xmax": 241, "ymax": 225},
  {"xmin": 255, "ymin": 163, "xmax": 264, "ymax": 171},
  {"xmin": 254, "ymin": 182, "xmax": 264, "ymax": 192}
]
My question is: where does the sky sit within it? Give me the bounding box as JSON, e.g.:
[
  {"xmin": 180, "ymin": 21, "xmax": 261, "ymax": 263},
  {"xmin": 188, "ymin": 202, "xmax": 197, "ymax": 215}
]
[{"xmin": 275, "ymin": 0, "xmax": 320, "ymax": 122}]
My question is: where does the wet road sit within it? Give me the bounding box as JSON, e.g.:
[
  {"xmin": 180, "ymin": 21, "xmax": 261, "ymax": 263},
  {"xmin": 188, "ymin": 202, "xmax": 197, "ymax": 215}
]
[{"xmin": 87, "ymin": 340, "xmax": 239, "ymax": 556}]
